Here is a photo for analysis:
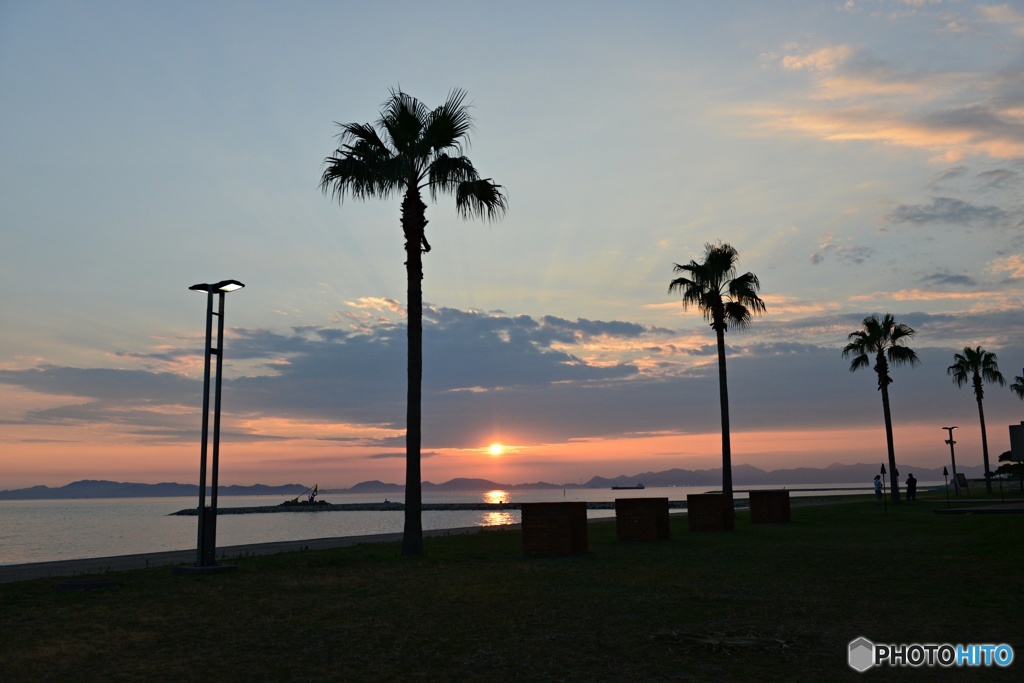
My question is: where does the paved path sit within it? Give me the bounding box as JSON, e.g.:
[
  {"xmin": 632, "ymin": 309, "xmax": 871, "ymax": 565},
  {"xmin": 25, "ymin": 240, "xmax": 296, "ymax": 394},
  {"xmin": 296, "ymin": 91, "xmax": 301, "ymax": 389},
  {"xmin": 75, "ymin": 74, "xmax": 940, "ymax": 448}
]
[{"xmin": 0, "ymin": 526, "xmax": 488, "ymax": 585}]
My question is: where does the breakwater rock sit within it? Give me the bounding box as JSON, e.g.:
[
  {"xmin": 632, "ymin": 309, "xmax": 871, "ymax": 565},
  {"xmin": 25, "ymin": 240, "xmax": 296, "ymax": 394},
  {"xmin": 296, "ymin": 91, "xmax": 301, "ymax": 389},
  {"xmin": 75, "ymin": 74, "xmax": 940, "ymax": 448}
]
[{"xmin": 169, "ymin": 501, "xmax": 692, "ymax": 516}]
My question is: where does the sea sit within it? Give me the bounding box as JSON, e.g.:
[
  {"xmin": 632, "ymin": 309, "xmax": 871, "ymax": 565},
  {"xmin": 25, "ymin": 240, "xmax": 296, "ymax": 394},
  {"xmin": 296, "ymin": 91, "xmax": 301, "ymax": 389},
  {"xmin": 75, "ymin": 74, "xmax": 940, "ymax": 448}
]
[{"xmin": 0, "ymin": 483, "xmax": 901, "ymax": 566}]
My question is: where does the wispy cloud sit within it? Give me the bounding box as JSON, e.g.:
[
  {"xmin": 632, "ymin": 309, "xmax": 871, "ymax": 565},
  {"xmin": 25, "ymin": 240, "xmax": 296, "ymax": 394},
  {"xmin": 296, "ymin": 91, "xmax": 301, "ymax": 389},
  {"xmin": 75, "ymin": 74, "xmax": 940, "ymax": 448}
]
[
  {"xmin": 918, "ymin": 270, "xmax": 978, "ymax": 288},
  {"xmin": 758, "ymin": 295, "xmax": 840, "ymax": 316},
  {"xmin": 886, "ymin": 196, "xmax": 1014, "ymax": 227},
  {"xmin": 752, "ymin": 34, "xmax": 1024, "ymax": 162},
  {"xmin": 848, "ymin": 287, "xmax": 1016, "ymax": 304},
  {"xmin": 975, "ymin": 168, "xmax": 1021, "ymax": 191},
  {"xmin": 979, "ymin": 3, "xmax": 1024, "ymax": 36},
  {"xmin": 780, "ymin": 45, "xmax": 853, "ymax": 73},
  {"xmin": 988, "ymin": 253, "xmax": 1024, "ymax": 279}
]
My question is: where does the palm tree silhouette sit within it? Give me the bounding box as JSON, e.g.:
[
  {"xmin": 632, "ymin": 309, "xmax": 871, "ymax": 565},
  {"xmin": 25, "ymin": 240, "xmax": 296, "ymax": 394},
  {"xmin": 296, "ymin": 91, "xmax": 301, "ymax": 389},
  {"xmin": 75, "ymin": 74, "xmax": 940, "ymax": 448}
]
[
  {"xmin": 1011, "ymin": 372, "xmax": 1024, "ymax": 401},
  {"xmin": 320, "ymin": 88, "xmax": 507, "ymax": 556},
  {"xmin": 668, "ymin": 242, "xmax": 765, "ymax": 499},
  {"xmin": 948, "ymin": 346, "xmax": 1005, "ymax": 494},
  {"xmin": 842, "ymin": 313, "xmax": 919, "ymax": 503}
]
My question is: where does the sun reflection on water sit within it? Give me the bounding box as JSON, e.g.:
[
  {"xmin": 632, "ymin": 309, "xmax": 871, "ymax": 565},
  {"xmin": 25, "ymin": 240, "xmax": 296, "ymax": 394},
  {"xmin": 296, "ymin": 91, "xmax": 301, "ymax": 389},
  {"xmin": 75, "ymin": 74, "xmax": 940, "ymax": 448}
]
[
  {"xmin": 483, "ymin": 490, "xmax": 509, "ymax": 505},
  {"xmin": 478, "ymin": 511, "xmax": 516, "ymax": 527}
]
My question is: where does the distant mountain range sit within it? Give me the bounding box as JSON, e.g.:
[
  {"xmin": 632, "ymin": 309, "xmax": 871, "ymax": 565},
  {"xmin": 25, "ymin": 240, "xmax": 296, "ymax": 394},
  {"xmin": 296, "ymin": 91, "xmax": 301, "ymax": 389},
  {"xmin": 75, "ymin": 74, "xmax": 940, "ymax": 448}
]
[
  {"xmin": 0, "ymin": 480, "xmax": 308, "ymax": 501},
  {"xmin": 333, "ymin": 462, "xmax": 987, "ymax": 493},
  {"xmin": 0, "ymin": 463, "xmax": 987, "ymax": 500}
]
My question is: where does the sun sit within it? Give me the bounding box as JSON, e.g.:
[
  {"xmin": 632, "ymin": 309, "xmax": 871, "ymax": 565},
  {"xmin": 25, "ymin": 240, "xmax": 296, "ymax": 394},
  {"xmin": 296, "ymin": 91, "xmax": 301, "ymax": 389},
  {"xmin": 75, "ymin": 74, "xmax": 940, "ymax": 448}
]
[{"xmin": 488, "ymin": 443, "xmax": 504, "ymax": 457}]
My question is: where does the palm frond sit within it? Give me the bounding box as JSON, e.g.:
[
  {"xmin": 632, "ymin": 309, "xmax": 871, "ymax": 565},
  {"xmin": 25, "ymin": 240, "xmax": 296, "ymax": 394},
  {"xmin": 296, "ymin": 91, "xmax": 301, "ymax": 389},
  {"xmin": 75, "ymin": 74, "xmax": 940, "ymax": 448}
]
[
  {"xmin": 887, "ymin": 345, "xmax": 919, "ymax": 367},
  {"xmin": 422, "ymin": 88, "xmax": 473, "ymax": 156},
  {"xmin": 427, "ymin": 154, "xmax": 480, "ymax": 197},
  {"xmin": 846, "ymin": 352, "xmax": 871, "ymax": 373},
  {"xmin": 947, "ymin": 353, "xmax": 971, "ymax": 388},
  {"xmin": 337, "ymin": 121, "xmax": 390, "ymax": 154},
  {"xmin": 455, "ymin": 179, "xmax": 508, "ymax": 221},
  {"xmin": 379, "ymin": 89, "xmax": 429, "ymax": 158},
  {"xmin": 728, "ymin": 272, "xmax": 765, "ymax": 314},
  {"xmin": 702, "ymin": 242, "xmax": 739, "ymax": 283},
  {"xmin": 321, "ymin": 131, "xmax": 406, "ymax": 193},
  {"xmin": 723, "ymin": 301, "xmax": 754, "ymax": 329}
]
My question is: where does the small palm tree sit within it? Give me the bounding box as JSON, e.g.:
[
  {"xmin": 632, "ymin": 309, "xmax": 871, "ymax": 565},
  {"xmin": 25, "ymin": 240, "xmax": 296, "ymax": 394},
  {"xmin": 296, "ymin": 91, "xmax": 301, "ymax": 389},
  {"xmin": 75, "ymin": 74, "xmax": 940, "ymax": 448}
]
[
  {"xmin": 948, "ymin": 346, "xmax": 1005, "ymax": 494},
  {"xmin": 842, "ymin": 313, "xmax": 919, "ymax": 503},
  {"xmin": 321, "ymin": 88, "xmax": 507, "ymax": 557},
  {"xmin": 668, "ymin": 242, "xmax": 765, "ymax": 499}
]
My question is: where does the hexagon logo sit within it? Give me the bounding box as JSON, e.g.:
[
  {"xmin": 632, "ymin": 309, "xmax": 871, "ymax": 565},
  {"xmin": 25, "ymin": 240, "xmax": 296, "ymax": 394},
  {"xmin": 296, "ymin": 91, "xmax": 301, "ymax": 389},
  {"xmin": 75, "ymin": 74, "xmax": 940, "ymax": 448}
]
[{"xmin": 849, "ymin": 637, "xmax": 875, "ymax": 672}]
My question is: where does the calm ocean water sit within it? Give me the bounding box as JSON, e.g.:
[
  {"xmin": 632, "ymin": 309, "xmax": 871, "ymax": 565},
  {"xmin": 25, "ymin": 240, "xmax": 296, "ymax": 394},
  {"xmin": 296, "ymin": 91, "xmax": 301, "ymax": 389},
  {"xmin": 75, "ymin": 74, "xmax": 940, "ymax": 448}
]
[{"xmin": 0, "ymin": 484, "xmax": 883, "ymax": 565}]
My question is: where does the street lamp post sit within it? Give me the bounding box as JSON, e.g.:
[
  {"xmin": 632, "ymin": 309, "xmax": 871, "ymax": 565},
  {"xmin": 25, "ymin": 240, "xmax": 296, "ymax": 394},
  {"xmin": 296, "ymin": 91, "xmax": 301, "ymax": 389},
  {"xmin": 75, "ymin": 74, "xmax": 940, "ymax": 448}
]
[
  {"xmin": 177, "ymin": 279, "xmax": 244, "ymax": 574},
  {"xmin": 943, "ymin": 426, "xmax": 959, "ymax": 496}
]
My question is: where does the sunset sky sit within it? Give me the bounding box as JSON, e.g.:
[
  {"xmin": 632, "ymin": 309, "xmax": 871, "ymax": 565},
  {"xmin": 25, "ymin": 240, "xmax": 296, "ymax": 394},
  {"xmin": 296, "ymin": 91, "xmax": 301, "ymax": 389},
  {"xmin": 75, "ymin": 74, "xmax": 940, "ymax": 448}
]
[{"xmin": 2, "ymin": 1, "xmax": 1023, "ymax": 489}]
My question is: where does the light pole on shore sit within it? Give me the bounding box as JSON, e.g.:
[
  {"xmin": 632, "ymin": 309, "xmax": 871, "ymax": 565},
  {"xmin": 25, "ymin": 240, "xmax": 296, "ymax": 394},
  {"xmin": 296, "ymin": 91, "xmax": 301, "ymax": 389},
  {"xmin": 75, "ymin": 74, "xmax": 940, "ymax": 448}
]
[
  {"xmin": 178, "ymin": 279, "xmax": 244, "ymax": 573},
  {"xmin": 943, "ymin": 426, "xmax": 960, "ymax": 496}
]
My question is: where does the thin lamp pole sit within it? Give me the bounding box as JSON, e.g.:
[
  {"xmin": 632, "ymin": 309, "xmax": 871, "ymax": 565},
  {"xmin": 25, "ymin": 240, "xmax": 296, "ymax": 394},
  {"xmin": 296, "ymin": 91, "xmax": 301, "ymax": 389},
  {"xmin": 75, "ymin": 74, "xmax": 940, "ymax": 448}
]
[
  {"xmin": 195, "ymin": 286, "xmax": 215, "ymax": 566},
  {"xmin": 189, "ymin": 280, "xmax": 243, "ymax": 568},
  {"xmin": 211, "ymin": 288, "xmax": 227, "ymax": 516}
]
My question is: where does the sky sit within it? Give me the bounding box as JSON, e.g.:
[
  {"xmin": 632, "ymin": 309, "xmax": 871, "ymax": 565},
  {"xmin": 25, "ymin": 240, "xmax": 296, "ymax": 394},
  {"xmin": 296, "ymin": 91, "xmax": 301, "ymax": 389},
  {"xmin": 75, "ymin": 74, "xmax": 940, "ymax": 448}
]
[{"xmin": 2, "ymin": 0, "xmax": 1024, "ymax": 489}]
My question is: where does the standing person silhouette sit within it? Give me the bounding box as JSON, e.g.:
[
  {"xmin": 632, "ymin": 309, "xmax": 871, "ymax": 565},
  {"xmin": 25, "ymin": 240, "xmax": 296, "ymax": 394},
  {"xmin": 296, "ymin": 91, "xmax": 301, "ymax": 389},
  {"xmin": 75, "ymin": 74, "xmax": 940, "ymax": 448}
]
[
  {"xmin": 873, "ymin": 475, "xmax": 883, "ymax": 502},
  {"xmin": 906, "ymin": 473, "xmax": 917, "ymax": 501}
]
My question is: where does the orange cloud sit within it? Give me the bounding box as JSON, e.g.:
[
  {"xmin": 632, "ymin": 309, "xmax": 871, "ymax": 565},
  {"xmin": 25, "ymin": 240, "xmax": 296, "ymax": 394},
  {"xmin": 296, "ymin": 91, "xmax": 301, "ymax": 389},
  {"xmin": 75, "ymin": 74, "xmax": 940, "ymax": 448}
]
[
  {"xmin": 752, "ymin": 105, "xmax": 1024, "ymax": 162},
  {"xmin": 988, "ymin": 254, "xmax": 1024, "ymax": 279},
  {"xmin": 849, "ymin": 288, "xmax": 993, "ymax": 302},
  {"xmin": 781, "ymin": 45, "xmax": 853, "ymax": 72},
  {"xmin": 979, "ymin": 3, "xmax": 1024, "ymax": 35},
  {"xmin": 758, "ymin": 294, "xmax": 839, "ymax": 316},
  {"xmin": 235, "ymin": 416, "xmax": 402, "ymax": 443}
]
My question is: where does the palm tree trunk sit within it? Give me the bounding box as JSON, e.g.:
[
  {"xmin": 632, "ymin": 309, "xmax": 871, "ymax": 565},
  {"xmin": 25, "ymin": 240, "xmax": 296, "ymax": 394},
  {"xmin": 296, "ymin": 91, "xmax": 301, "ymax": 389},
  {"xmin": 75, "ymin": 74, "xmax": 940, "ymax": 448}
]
[
  {"xmin": 976, "ymin": 394, "xmax": 992, "ymax": 494},
  {"xmin": 715, "ymin": 324, "xmax": 733, "ymax": 500},
  {"xmin": 878, "ymin": 381, "xmax": 901, "ymax": 503},
  {"xmin": 401, "ymin": 188, "xmax": 426, "ymax": 557}
]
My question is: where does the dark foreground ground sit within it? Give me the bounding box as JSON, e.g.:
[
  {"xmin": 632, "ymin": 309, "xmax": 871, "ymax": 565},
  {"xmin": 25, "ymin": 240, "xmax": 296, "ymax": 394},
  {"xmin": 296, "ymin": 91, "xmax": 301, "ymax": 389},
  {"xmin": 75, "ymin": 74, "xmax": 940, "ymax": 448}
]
[{"xmin": 0, "ymin": 492, "xmax": 1021, "ymax": 682}]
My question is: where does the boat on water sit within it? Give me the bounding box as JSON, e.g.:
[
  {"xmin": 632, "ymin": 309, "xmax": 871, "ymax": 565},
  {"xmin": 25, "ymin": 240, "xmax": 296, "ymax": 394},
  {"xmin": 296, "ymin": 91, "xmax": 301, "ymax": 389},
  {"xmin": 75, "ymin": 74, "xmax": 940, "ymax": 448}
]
[
  {"xmin": 278, "ymin": 484, "xmax": 328, "ymax": 506},
  {"xmin": 611, "ymin": 483, "xmax": 645, "ymax": 490}
]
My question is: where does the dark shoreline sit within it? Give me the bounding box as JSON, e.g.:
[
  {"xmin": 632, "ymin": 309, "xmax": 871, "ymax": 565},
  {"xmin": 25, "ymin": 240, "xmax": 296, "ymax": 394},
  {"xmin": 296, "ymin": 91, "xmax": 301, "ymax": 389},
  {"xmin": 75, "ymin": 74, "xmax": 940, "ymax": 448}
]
[
  {"xmin": 169, "ymin": 501, "xmax": 693, "ymax": 515},
  {"xmin": 169, "ymin": 487, "xmax": 882, "ymax": 516}
]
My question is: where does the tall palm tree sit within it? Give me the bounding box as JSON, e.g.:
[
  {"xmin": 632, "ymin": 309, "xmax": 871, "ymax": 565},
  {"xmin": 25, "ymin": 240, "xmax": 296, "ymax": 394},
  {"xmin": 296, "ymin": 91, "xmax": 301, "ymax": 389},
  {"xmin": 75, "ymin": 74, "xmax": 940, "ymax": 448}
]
[
  {"xmin": 668, "ymin": 242, "xmax": 765, "ymax": 499},
  {"xmin": 320, "ymin": 88, "xmax": 507, "ymax": 557},
  {"xmin": 948, "ymin": 346, "xmax": 1005, "ymax": 494},
  {"xmin": 842, "ymin": 313, "xmax": 919, "ymax": 503}
]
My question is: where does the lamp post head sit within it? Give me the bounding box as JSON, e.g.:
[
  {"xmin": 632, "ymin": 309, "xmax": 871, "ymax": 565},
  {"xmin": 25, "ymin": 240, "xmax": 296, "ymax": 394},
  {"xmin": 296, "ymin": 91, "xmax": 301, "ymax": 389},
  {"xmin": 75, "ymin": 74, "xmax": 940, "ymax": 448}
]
[{"xmin": 190, "ymin": 280, "xmax": 245, "ymax": 293}]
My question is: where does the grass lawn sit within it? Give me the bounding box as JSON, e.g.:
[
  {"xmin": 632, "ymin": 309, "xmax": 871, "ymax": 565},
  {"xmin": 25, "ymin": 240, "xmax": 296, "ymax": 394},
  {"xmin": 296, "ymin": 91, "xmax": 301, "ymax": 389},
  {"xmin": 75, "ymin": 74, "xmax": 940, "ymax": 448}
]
[{"xmin": 1, "ymin": 491, "xmax": 1021, "ymax": 681}]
